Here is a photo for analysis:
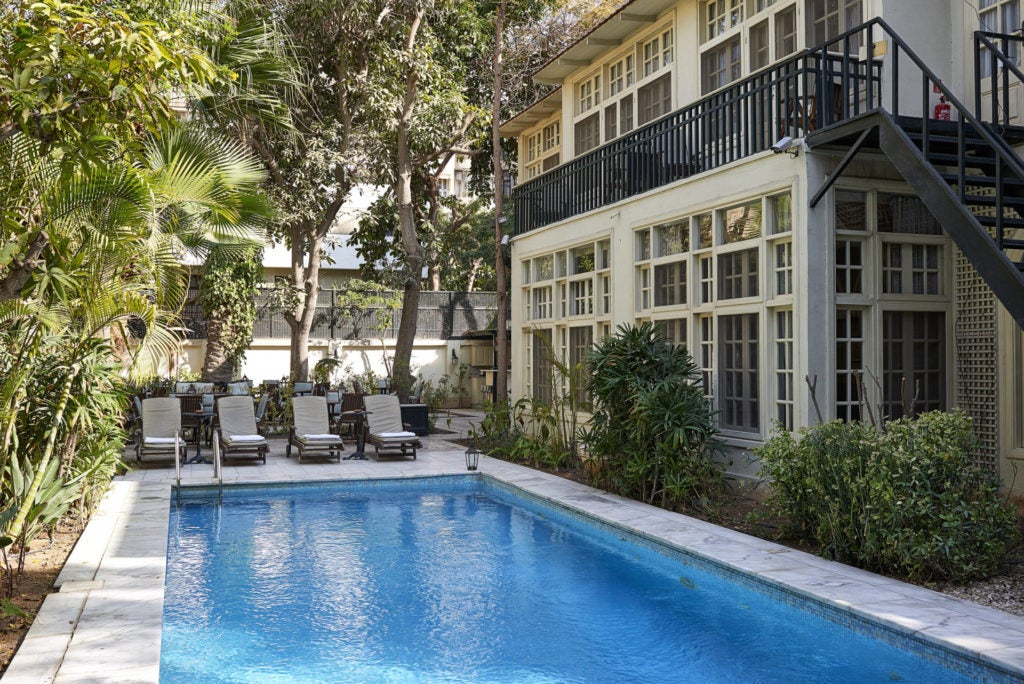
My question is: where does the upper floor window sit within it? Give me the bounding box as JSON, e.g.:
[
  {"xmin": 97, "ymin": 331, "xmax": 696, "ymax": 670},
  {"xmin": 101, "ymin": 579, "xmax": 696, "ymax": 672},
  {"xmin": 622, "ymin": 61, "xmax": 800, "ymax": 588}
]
[
  {"xmin": 980, "ymin": 0, "xmax": 1021, "ymax": 75},
  {"xmin": 577, "ymin": 73, "xmax": 601, "ymax": 115},
  {"xmin": 608, "ymin": 54, "xmax": 635, "ymax": 97},
  {"xmin": 702, "ymin": 36, "xmax": 742, "ymax": 93},
  {"xmin": 807, "ymin": 0, "xmax": 863, "ymax": 48},
  {"xmin": 703, "ymin": 0, "xmax": 744, "ymax": 42},
  {"xmin": 642, "ymin": 28, "xmax": 674, "ymax": 78}
]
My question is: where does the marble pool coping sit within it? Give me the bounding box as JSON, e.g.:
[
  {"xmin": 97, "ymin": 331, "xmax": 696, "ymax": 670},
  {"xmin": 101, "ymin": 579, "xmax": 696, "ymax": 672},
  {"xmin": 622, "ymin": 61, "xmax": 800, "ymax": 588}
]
[{"xmin": 6, "ymin": 445, "xmax": 1024, "ymax": 682}]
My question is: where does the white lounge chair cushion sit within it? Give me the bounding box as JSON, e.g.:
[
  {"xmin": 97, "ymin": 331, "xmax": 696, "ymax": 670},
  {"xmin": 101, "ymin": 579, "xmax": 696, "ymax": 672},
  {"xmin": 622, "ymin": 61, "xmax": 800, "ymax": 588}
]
[
  {"xmin": 375, "ymin": 431, "xmax": 417, "ymax": 439},
  {"xmin": 300, "ymin": 433, "xmax": 341, "ymax": 441},
  {"xmin": 144, "ymin": 437, "xmax": 177, "ymax": 445},
  {"xmin": 228, "ymin": 435, "xmax": 266, "ymax": 443}
]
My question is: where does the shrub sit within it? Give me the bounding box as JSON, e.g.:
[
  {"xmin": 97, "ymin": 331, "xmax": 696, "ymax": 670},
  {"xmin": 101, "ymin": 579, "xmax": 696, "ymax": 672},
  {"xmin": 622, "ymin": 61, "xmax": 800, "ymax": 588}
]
[
  {"xmin": 757, "ymin": 411, "xmax": 1018, "ymax": 582},
  {"xmin": 582, "ymin": 323, "xmax": 724, "ymax": 512}
]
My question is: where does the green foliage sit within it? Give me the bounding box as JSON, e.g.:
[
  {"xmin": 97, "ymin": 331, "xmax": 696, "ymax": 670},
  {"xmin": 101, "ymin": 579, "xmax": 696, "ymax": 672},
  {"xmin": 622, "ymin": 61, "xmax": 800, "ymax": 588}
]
[
  {"xmin": 199, "ymin": 244, "xmax": 264, "ymax": 380},
  {"xmin": 757, "ymin": 411, "xmax": 1019, "ymax": 582},
  {"xmin": 583, "ymin": 323, "xmax": 724, "ymax": 512}
]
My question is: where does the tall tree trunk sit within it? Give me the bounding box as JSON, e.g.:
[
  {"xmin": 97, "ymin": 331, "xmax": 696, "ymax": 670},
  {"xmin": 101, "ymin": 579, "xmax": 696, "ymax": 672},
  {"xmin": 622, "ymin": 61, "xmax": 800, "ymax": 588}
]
[
  {"xmin": 201, "ymin": 320, "xmax": 234, "ymax": 383},
  {"xmin": 491, "ymin": 0, "xmax": 509, "ymax": 405},
  {"xmin": 286, "ymin": 221, "xmax": 325, "ymax": 382},
  {"xmin": 392, "ymin": 8, "xmax": 426, "ymax": 402}
]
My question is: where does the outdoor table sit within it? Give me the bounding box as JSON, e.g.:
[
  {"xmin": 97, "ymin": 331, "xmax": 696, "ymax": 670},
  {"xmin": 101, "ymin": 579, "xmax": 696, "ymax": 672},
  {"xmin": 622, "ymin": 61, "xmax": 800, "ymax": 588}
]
[{"xmin": 341, "ymin": 410, "xmax": 369, "ymax": 460}]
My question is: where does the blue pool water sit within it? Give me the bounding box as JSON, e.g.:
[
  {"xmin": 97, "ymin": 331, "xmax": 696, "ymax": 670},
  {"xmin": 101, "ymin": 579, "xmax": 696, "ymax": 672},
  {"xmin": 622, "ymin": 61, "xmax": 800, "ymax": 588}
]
[{"xmin": 162, "ymin": 477, "xmax": 998, "ymax": 683}]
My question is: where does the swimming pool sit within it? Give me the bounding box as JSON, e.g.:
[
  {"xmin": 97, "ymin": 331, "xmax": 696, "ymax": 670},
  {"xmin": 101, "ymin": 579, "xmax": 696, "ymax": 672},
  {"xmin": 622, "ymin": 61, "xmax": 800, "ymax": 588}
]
[{"xmin": 162, "ymin": 476, "xmax": 1012, "ymax": 682}]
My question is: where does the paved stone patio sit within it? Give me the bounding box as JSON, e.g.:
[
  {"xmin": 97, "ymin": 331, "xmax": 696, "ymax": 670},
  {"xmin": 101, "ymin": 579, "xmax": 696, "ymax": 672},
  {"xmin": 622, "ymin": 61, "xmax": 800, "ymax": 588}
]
[{"xmin": 6, "ymin": 413, "xmax": 1024, "ymax": 682}]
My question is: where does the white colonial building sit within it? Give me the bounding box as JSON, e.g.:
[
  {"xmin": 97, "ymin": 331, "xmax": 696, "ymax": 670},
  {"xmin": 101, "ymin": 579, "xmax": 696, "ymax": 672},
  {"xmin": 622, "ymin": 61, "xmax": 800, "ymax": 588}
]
[{"xmin": 502, "ymin": 0, "xmax": 1024, "ymax": 498}]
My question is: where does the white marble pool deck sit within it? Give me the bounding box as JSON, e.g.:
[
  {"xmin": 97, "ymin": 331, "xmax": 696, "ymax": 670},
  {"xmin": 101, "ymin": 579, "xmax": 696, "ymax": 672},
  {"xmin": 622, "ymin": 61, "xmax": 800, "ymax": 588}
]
[{"xmin": 6, "ymin": 422, "xmax": 1024, "ymax": 682}]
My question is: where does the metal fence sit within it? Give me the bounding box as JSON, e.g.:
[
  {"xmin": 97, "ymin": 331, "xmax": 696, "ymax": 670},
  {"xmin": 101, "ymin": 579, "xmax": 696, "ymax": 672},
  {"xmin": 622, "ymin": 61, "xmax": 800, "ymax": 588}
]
[{"xmin": 180, "ymin": 287, "xmax": 501, "ymax": 341}]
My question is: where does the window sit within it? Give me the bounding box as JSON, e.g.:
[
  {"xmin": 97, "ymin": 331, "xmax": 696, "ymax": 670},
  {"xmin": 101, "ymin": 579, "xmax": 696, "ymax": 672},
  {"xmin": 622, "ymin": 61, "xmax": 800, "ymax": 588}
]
[
  {"xmin": 723, "ymin": 201, "xmax": 763, "ymax": 243},
  {"xmin": 604, "ymin": 104, "xmax": 618, "ymax": 140},
  {"xmin": 882, "ymin": 312, "xmax": 945, "ymax": 420},
  {"xmin": 577, "ymin": 73, "xmax": 601, "ymax": 114},
  {"xmin": 750, "ymin": 20, "xmax": 770, "ymax": 71},
  {"xmin": 543, "ymin": 122, "xmax": 561, "ymax": 152},
  {"xmin": 807, "ymin": 0, "xmax": 863, "ymax": 49},
  {"xmin": 835, "ymin": 308, "xmax": 864, "ymax": 421},
  {"xmin": 527, "ymin": 132, "xmax": 541, "ymax": 163},
  {"xmin": 718, "ymin": 248, "xmax": 759, "ymax": 299},
  {"xmin": 980, "ymin": 0, "xmax": 1021, "ymax": 75},
  {"xmin": 774, "ymin": 309, "xmax": 795, "ymax": 430},
  {"xmin": 637, "ymin": 265, "xmax": 652, "ymax": 310},
  {"xmin": 703, "ymin": 0, "xmax": 744, "ymax": 41},
  {"xmin": 641, "ymin": 28, "xmax": 674, "ymax": 78},
  {"xmin": 600, "ymin": 273, "xmax": 611, "ymax": 316},
  {"xmin": 698, "ymin": 213, "xmax": 714, "ymax": 248},
  {"xmin": 700, "ymin": 255, "xmax": 714, "ymax": 303},
  {"xmin": 572, "ymin": 244, "xmax": 595, "ymax": 273},
  {"xmin": 719, "ymin": 313, "xmax": 759, "ymax": 432},
  {"xmin": 574, "ymin": 113, "xmax": 600, "ymax": 154},
  {"xmin": 656, "ymin": 318, "xmax": 688, "ymax": 347},
  {"xmin": 877, "ymin": 194, "xmax": 941, "ymax": 235},
  {"xmin": 532, "ymin": 329, "xmax": 553, "ymax": 403},
  {"xmin": 656, "ymin": 220, "xmax": 689, "ymax": 256},
  {"xmin": 702, "ymin": 37, "xmax": 742, "ymax": 93},
  {"xmin": 773, "ymin": 241, "xmax": 793, "ymax": 296},
  {"xmin": 699, "ymin": 314, "xmax": 715, "ymax": 398},
  {"xmin": 620, "ymin": 95, "xmax": 635, "ymax": 135},
  {"xmin": 881, "ymin": 244, "xmax": 942, "ymax": 295},
  {"xmin": 569, "ymin": 326, "xmax": 593, "ymax": 397},
  {"xmin": 570, "ymin": 279, "xmax": 594, "ymax": 316},
  {"xmin": 835, "ymin": 191, "xmax": 867, "ymax": 231},
  {"xmin": 655, "ymin": 261, "xmax": 687, "ymax": 306},
  {"xmin": 535, "ymin": 255, "xmax": 554, "ymax": 281},
  {"xmin": 775, "ymin": 5, "xmax": 797, "ymax": 59},
  {"xmin": 532, "ymin": 287, "xmax": 552, "ymax": 319},
  {"xmin": 608, "ymin": 55, "xmax": 635, "ymax": 97},
  {"xmin": 525, "ymin": 121, "xmax": 561, "ymax": 178},
  {"xmin": 835, "ymin": 239, "xmax": 864, "ymax": 294},
  {"xmin": 638, "ymin": 74, "xmax": 672, "ymax": 125},
  {"xmin": 770, "ymin": 193, "xmax": 792, "ymax": 234}
]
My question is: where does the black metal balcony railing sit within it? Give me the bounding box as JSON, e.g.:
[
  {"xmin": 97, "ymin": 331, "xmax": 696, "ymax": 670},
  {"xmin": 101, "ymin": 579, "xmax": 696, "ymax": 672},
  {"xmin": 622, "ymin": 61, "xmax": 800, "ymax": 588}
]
[
  {"xmin": 513, "ymin": 24, "xmax": 886, "ymax": 235},
  {"xmin": 180, "ymin": 289, "xmax": 502, "ymax": 341}
]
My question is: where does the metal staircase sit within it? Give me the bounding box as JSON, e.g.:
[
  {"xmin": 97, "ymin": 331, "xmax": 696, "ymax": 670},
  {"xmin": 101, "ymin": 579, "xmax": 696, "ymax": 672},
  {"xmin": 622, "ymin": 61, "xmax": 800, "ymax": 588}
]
[{"xmin": 804, "ymin": 19, "xmax": 1024, "ymax": 328}]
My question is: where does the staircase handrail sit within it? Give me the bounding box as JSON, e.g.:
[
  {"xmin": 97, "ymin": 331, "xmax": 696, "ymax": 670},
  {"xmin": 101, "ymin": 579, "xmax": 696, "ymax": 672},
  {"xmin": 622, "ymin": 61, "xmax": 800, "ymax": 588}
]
[
  {"xmin": 974, "ymin": 31, "xmax": 1024, "ymax": 85},
  {"xmin": 973, "ymin": 31, "xmax": 1024, "ymax": 128},
  {"xmin": 844, "ymin": 17, "xmax": 1024, "ymax": 183}
]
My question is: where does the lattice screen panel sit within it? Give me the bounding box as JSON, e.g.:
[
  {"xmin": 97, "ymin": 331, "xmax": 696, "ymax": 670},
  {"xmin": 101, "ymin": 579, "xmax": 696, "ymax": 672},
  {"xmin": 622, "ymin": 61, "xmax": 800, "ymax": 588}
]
[{"xmin": 954, "ymin": 250, "xmax": 999, "ymax": 471}]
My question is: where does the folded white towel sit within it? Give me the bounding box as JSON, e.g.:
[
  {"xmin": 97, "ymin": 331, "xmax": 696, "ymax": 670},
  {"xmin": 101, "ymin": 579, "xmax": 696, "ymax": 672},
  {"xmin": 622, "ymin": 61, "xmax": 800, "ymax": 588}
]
[
  {"xmin": 144, "ymin": 437, "xmax": 177, "ymax": 445},
  {"xmin": 228, "ymin": 435, "xmax": 265, "ymax": 443},
  {"xmin": 301, "ymin": 433, "xmax": 341, "ymax": 441},
  {"xmin": 376, "ymin": 431, "xmax": 417, "ymax": 439}
]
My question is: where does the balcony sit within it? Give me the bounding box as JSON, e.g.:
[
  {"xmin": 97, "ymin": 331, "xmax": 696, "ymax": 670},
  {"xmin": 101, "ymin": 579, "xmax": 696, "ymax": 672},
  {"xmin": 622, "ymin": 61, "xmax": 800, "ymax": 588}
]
[{"xmin": 512, "ymin": 27, "xmax": 885, "ymax": 235}]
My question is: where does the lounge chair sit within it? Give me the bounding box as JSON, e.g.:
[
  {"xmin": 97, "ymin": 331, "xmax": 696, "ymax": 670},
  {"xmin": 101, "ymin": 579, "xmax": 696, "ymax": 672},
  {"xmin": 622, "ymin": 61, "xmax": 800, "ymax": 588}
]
[
  {"xmin": 216, "ymin": 396, "xmax": 268, "ymax": 464},
  {"xmin": 136, "ymin": 397, "xmax": 185, "ymax": 464},
  {"xmin": 287, "ymin": 396, "xmax": 344, "ymax": 463},
  {"xmin": 362, "ymin": 394, "xmax": 420, "ymax": 460}
]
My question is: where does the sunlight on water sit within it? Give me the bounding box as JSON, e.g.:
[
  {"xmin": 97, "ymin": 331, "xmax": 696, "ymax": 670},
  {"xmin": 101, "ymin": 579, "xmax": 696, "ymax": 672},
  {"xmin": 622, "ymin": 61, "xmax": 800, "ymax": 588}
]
[{"xmin": 161, "ymin": 483, "xmax": 982, "ymax": 683}]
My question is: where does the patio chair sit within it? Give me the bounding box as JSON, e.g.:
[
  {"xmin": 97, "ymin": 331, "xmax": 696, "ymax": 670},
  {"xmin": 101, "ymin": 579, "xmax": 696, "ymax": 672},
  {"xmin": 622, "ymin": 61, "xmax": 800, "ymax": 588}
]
[
  {"xmin": 136, "ymin": 397, "xmax": 184, "ymax": 464},
  {"xmin": 335, "ymin": 392, "xmax": 366, "ymax": 439},
  {"xmin": 362, "ymin": 394, "xmax": 420, "ymax": 461},
  {"xmin": 287, "ymin": 396, "xmax": 344, "ymax": 463},
  {"xmin": 293, "ymin": 381, "xmax": 314, "ymax": 397},
  {"xmin": 216, "ymin": 396, "xmax": 268, "ymax": 465}
]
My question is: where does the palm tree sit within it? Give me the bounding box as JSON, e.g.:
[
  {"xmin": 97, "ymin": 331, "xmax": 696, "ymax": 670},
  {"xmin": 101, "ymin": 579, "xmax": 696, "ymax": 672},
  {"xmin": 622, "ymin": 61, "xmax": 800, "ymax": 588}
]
[{"xmin": 0, "ymin": 125, "xmax": 271, "ymax": 559}]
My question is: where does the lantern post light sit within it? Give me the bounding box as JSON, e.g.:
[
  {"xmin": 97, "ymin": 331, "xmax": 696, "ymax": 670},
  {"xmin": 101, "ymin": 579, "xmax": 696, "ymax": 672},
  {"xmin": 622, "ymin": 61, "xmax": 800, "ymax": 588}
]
[{"xmin": 464, "ymin": 442, "xmax": 481, "ymax": 471}]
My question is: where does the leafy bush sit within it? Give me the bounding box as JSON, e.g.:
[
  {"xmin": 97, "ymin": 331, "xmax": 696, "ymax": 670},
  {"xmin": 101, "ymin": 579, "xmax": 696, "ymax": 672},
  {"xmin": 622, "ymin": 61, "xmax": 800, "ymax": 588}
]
[
  {"xmin": 582, "ymin": 323, "xmax": 724, "ymax": 512},
  {"xmin": 757, "ymin": 411, "xmax": 1019, "ymax": 582}
]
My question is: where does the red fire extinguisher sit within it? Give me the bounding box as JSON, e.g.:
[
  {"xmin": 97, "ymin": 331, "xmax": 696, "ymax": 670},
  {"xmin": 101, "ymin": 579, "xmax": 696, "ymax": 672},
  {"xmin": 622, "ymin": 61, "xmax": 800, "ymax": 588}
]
[{"xmin": 933, "ymin": 95, "xmax": 951, "ymax": 121}]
